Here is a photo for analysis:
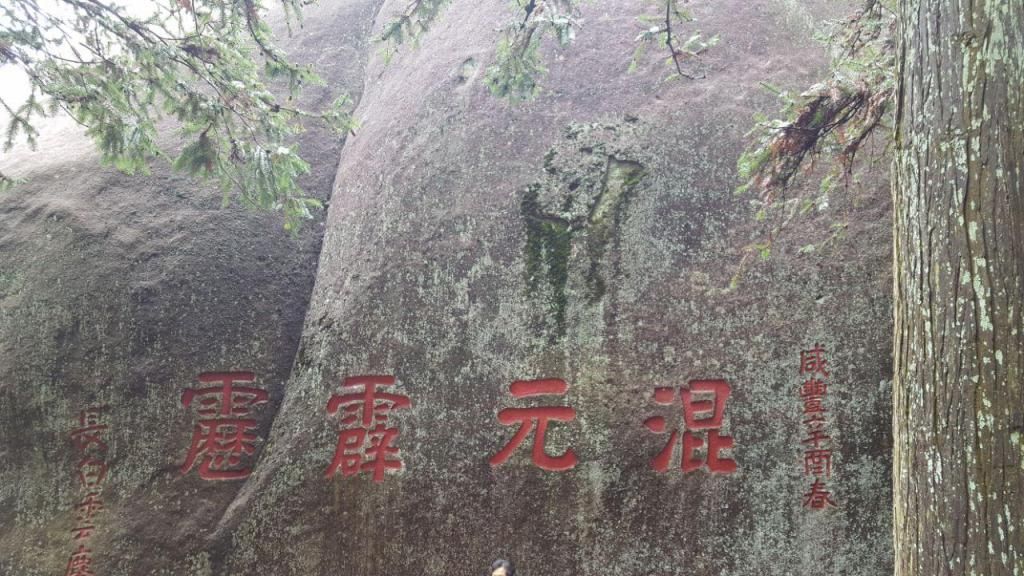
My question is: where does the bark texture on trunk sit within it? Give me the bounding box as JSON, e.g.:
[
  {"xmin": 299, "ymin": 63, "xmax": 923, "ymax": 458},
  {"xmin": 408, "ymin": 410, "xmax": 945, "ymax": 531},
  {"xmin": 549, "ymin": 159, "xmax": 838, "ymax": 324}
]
[{"xmin": 893, "ymin": 1, "xmax": 1023, "ymax": 575}]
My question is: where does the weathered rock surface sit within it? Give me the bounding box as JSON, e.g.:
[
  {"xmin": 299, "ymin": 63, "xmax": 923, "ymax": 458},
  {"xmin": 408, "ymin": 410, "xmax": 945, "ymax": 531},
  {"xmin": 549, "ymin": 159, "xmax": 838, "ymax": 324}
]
[
  {"xmin": 1, "ymin": 1, "xmax": 894, "ymax": 575},
  {"xmin": 223, "ymin": 1, "xmax": 893, "ymax": 575},
  {"xmin": 0, "ymin": 1, "xmax": 381, "ymax": 574}
]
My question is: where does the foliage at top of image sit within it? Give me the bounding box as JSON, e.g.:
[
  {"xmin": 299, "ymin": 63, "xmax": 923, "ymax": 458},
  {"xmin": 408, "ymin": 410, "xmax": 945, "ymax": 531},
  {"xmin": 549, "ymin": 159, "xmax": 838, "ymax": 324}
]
[
  {"xmin": 378, "ymin": 0, "xmax": 453, "ymax": 64},
  {"xmin": 732, "ymin": 0, "xmax": 895, "ymax": 276},
  {"xmin": 629, "ymin": 0, "xmax": 717, "ymax": 81},
  {"xmin": 483, "ymin": 0, "xmax": 580, "ymax": 101},
  {"xmin": 480, "ymin": 0, "xmax": 714, "ymax": 100},
  {"xmin": 0, "ymin": 0, "xmax": 715, "ymax": 233},
  {"xmin": 377, "ymin": 0, "xmax": 583, "ymax": 102},
  {"xmin": 379, "ymin": 0, "xmax": 716, "ymax": 103},
  {"xmin": 0, "ymin": 0, "xmax": 357, "ymax": 231}
]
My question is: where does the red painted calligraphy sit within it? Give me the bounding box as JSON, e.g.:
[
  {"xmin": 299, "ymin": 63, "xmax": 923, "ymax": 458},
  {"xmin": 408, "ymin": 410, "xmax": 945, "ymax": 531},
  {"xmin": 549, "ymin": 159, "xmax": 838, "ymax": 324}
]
[
  {"xmin": 800, "ymin": 344, "xmax": 830, "ymax": 377},
  {"xmin": 71, "ymin": 523, "xmax": 95, "ymax": 541},
  {"xmin": 490, "ymin": 379, "xmax": 578, "ymax": 471},
  {"xmin": 180, "ymin": 372, "xmax": 268, "ymax": 480},
  {"xmin": 803, "ymin": 449, "xmax": 833, "ymax": 477},
  {"xmin": 644, "ymin": 379, "xmax": 737, "ymax": 474},
  {"xmin": 66, "ymin": 407, "xmax": 109, "ymax": 576},
  {"xmin": 76, "ymin": 492, "xmax": 104, "ymax": 519},
  {"xmin": 75, "ymin": 457, "xmax": 108, "ymax": 489},
  {"xmin": 803, "ymin": 478, "xmax": 837, "ymax": 509},
  {"xmin": 325, "ymin": 375, "xmax": 412, "ymax": 482},
  {"xmin": 799, "ymin": 345, "xmax": 837, "ymax": 509},
  {"xmin": 65, "ymin": 545, "xmax": 95, "ymax": 576},
  {"xmin": 70, "ymin": 410, "xmax": 107, "ymax": 453}
]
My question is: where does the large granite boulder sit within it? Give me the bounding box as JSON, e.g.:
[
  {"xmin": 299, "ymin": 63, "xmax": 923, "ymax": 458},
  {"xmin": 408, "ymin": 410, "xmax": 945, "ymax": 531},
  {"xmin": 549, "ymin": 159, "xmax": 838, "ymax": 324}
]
[
  {"xmin": 222, "ymin": 1, "xmax": 893, "ymax": 575},
  {"xmin": 0, "ymin": 1, "xmax": 382, "ymax": 574},
  {"xmin": 0, "ymin": 1, "xmax": 893, "ymax": 575}
]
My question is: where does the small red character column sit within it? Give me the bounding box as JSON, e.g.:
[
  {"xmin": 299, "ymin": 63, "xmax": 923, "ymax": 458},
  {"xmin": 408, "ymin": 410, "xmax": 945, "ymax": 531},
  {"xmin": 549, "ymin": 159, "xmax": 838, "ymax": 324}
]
[
  {"xmin": 643, "ymin": 379, "xmax": 737, "ymax": 474},
  {"xmin": 325, "ymin": 375, "xmax": 412, "ymax": 482},
  {"xmin": 65, "ymin": 406, "xmax": 110, "ymax": 576},
  {"xmin": 65, "ymin": 545, "xmax": 96, "ymax": 576},
  {"xmin": 490, "ymin": 379, "xmax": 578, "ymax": 471},
  {"xmin": 180, "ymin": 371, "xmax": 268, "ymax": 480},
  {"xmin": 799, "ymin": 344, "xmax": 837, "ymax": 509}
]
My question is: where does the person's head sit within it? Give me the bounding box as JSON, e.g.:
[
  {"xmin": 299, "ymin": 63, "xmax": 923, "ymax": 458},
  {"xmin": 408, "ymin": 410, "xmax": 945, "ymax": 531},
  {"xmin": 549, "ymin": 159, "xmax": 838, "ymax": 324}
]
[{"xmin": 490, "ymin": 559, "xmax": 515, "ymax": 576}]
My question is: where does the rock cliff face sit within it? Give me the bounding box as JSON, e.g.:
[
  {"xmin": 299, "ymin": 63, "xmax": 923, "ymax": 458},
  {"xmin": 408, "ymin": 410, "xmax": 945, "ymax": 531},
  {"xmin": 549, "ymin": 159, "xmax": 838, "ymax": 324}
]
[
  {"xmin": 0, "ymin": 1, "xmax": 893, "ymax": 576},
  {"xmin": 0, "ymin": 1, "xmax": 381, "ymax": 574}
]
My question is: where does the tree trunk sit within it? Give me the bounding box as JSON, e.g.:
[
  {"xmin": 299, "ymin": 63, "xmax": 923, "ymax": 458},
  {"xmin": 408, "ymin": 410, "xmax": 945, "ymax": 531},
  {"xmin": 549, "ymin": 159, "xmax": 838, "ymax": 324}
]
[{"xmin": 893, "ymin": 1, "xmax": 1024, "ymax": 575}]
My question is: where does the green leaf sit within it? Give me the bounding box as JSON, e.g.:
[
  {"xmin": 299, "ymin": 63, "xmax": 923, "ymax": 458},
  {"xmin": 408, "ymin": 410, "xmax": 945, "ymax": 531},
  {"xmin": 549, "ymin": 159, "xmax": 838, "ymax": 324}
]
[{"xmin": 0, "ymin": 0, "xmax": 348, "ymax": 230}]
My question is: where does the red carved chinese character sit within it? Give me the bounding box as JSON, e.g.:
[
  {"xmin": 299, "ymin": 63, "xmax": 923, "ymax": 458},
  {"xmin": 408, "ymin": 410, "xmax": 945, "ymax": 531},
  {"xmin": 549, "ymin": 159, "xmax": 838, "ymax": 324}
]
[
  {"xmin": 801, "ymin": 423, "xmax": 830, "ymax": 448},
  {"xmin": 490, "ymin": 379, "xmax": 578, "ymax": 471},
  {"xmin": 802, "ymin": 396, "xmax": 828, "ymax": 415},
  {"xmin": 71, "ymin": 524, "xmax": 95, "ymax": 540},
  {"xmin": 75, "ymin": 458, "xmax": 107, "ymax": 489},
  {"xmin": 803, "ymin": 479, "xmax": 837, "ymax": 509},
  {"xmin": 70, "ymin": 408, "xmax": 108, "ymax": 454},
  {"xmin": 800, "ymin": 378, "xmax": 827, "ymax": 398},
  {"xmin": 801, "ymin": 376, "xmax": 828, "ymax": 420},
  {"xmin": 180, "ymin": 372, "xmax": 268, "ymax": 480},
  {"xmin": 800, "ymin": 345, "xmax": 830, "ymax": 377},
  {"xmin": 643, "ymin": 380, "xmax": 737, "ymax": 474},
  {"xmin": 803, "ymin": 449, "xmax": 833, "ymax": 477},
  {"xmin": 64, "ymin": 545, "xmax": 95, "ymax": 576},
  {"xmin": 325, "ymin": 375, "xmax": 411, "ymax": 482},
  {"xmin": 75, "ymin": 492, "xmax": 104, "ymax": 521}
]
